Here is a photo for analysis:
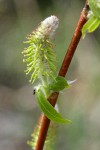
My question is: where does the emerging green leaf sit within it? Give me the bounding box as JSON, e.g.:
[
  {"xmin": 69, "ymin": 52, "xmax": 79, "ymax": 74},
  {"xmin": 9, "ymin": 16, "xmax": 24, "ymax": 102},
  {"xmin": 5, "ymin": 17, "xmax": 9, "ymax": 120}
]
[
  {"xmin": 36, "ymin": 89, "xmax": 71, "ymax": 124},
  {"xmin": 82, "ymin": 16, "xmax": 100, "ymax": 38},
  {"xmin": 49, "ymin": 76, "xmax": 69, "ymax": 91},
  {"xmin": 88, "ymin": 0, "xmax": 100, "ymax": 19}
]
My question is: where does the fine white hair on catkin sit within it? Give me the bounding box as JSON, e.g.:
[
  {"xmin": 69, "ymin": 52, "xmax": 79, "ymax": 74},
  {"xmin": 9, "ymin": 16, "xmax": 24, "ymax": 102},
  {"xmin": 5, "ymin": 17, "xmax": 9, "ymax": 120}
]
[{"xmin": 38, "ymin": 15, "xmax": 59, "ymax": 39}]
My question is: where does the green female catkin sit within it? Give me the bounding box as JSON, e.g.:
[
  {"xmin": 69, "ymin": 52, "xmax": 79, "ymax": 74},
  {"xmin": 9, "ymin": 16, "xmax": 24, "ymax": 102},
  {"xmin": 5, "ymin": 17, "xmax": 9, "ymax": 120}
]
[{"xmin": 22, "ymin": 16, "xmax": 59, "ymax": 89}]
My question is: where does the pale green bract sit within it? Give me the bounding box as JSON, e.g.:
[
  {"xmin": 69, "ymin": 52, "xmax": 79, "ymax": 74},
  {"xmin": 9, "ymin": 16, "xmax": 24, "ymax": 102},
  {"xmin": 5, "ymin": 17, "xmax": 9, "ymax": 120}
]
[
  {"xmin": 49, "ymin": 76, "xmax": 69, "ymax": 91},
  {"xmin": 82, "ymin": 0, "xmax": 100, "ymax": 37},
  {"xmin": 36, "ymin": 88, "xmax": 71, "ymax": 124}
]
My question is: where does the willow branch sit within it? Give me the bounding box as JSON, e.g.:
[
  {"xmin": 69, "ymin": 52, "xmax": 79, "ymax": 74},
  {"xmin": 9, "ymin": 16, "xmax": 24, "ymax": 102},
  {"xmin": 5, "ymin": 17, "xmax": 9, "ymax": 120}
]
[{"xmin": 35, "ymin": 1, "xmax": 88, "ymax": 150}]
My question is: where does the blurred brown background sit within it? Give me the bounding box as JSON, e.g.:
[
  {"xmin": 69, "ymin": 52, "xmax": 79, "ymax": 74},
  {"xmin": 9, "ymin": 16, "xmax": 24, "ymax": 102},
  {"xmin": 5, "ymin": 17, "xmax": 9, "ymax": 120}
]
[{"xmin": 0, "ymin": 0, "xmax": 100, "ymax": 150}]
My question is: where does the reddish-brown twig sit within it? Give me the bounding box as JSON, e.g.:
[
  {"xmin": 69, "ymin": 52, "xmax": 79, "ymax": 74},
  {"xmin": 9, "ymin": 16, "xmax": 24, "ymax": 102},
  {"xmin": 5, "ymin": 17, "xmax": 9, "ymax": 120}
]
[{"xmin": 35, "ymin": 1, "xmax": 88, "ymax": 150}]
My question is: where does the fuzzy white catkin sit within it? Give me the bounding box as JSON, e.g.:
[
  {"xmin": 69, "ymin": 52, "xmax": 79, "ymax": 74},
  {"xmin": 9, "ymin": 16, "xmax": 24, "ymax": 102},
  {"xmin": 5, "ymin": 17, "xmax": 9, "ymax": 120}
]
[{"xmin": 37, "ymin": 15, "xmax": 59, "ymax": 39}]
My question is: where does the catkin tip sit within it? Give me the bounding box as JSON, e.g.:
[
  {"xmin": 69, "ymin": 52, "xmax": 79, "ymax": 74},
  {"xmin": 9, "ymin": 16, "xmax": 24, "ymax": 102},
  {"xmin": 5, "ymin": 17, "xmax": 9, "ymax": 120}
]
[{"xmin": 39, "ymin": 15, "xmax": 59, "ymax": 39}]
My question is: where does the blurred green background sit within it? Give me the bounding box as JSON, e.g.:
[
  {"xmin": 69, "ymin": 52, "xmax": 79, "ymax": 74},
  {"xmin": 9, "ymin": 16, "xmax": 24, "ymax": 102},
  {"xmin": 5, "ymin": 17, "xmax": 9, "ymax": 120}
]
[{"xmin": 0, "ymin": 0, "xmax": 100, "ymax": 150}]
